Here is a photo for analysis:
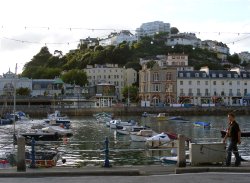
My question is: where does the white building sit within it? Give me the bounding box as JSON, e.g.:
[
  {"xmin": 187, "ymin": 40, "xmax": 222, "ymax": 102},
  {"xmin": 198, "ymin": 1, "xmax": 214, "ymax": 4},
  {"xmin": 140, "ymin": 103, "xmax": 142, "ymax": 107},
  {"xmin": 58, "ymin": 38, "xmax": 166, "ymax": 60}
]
[
  {"xmin": 201, "ymin": 40, "xmax": 229, "ymax": 61},
  {"xmin": 99, "ymin": 30, "xmax": 136, "ymax": 47},
  {"xmin": 136, "ymin": 21, "xmax": 170, "ymax": 40},
  {"xmin": 177, "ymin": 66, "xmax": 250, "ymax": 106},
  {"xmin": 166, "ymin": 33, "xmax": 201, "ymax": 48},
  {"xmin": 239, "ymin": 51, "xmax": 250, "ymax": 63},
  {"xmin": 84, "ymin": 64, "xmax": 137, "ymax": 100},
  {"xmin": 0, "ymin": 70, "xmax": 32, "ymax": 96}
]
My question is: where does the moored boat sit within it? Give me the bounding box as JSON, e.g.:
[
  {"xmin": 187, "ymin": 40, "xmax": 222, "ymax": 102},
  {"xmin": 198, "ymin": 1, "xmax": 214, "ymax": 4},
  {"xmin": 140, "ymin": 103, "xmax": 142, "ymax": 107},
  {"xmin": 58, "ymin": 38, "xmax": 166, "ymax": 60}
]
[
  {"xmin": 193, "ymin": 121, "xmax": 211, "ymax": 128},
  {"xmin": 25, "ymin": 150, "xmax": 59, "ymax": 168},
  {"xmin": 44, "ymin": 110, "xmax": 70, "ymax": 127},
  {"xmin": 168, "ymin": 116, "xmax": 190, "ymax": 123},
  {"xmin": 154, "ymin": 113, "xmax": 168, "ymax": 121},
  {"xmin": 130, "ymin": 129, "xmax": 157, "ymax": 142},
  {"xmin": 116, "ymin": 125, "xmax": 149, "ymax": 135},
  {"xmin": 42, "ymin": 126, "xmax": 73, "ymax": 138},
  {"xmin": 145, "ymin": 132, "xmax": 172, "ymax": 147}
]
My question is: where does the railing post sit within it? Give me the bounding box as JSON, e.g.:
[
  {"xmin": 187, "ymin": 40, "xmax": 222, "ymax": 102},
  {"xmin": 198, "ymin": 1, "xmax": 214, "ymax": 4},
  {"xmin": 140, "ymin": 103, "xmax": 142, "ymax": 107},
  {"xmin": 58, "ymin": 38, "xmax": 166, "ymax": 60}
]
[
  {"xmin": 30, "ymin": 137, "xmax": 36, "ymax": 168},
  {"xmin": 177, "ymin": 134, "xmax": 186, "ymax": 167},
  {"xmin": 103, "ymin": 137, "xmax": 111, "ymax": 168},
  {"xmin": 17, "ymin": 136, "xmax": 26, "ymax": 172}
]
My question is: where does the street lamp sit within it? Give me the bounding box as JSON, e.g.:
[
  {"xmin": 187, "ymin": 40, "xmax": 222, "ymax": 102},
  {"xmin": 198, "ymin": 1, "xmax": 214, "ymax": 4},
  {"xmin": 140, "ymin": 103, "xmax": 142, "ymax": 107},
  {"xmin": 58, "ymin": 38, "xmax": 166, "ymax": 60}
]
[{"xmin": 127, "ymin": 86, "xmax": 130, "ymax": 107}]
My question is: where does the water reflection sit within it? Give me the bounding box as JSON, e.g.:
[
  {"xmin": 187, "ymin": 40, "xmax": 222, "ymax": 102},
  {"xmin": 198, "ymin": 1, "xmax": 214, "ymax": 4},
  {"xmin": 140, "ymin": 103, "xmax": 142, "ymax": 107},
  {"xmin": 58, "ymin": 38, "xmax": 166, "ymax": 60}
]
[{"xmin": 1, "ymin": 114, "xmax": 250, "ymax": 167}]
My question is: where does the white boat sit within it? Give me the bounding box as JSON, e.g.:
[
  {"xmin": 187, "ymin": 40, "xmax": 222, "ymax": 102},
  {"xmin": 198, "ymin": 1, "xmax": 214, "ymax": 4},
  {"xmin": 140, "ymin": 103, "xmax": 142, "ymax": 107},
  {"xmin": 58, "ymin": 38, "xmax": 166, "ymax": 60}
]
[
  {"xmin": 108, "ymin": 119, "xmax": 136, "ymax": 129},
  {"xmin": 153, "ymin": 113, "xmax": 168, "ymax": 121},
  {"xmin": 44, "ymin": 110, "xmax": 70, "ymax": 127},
  {"xmin": 42, "ymin": 126, "xmax": 73, "ymax": 138},
  {"xmin": 160, "ymin": 150, "xmax": 190, "ymax": 164},
  {"xmin": 130, "ymin": 130, "xmax": 157, "ymax": 142},
  {"xmin": 168, "ymin": 116, "xmax": 190, "ymax": 123},
  {"xmin": 145, "ymin": 132, "xmax": 172, "ymax": 147},
  {"xmin": 116, "ymin": 125, "xmax": 149, "ymax": 135}
]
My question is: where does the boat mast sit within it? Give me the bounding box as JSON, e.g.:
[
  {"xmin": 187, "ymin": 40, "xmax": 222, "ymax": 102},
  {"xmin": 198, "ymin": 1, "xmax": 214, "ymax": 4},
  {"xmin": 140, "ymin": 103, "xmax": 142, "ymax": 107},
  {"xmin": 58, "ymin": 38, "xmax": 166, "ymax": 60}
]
[{"xmin": 13, "ymin": 63, "xmax": 17, "ymax": 136}]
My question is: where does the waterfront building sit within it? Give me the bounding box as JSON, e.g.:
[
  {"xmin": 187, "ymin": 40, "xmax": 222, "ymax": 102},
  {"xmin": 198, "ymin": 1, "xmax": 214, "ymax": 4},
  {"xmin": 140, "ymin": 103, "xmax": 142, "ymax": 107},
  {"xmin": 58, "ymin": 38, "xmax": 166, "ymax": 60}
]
[
  {"xmin": 84, "ymin": 64, "xmax": 137, "ymax": 100},
  {"xmin": 31, "ymin": 78, "xmax": 64, "ymax": 97},
  {"xmin": 177, "ymin": 66, "xmax": 250, "ymax": 106},
  {"xmin": 139, "ymin": 53, "xmax": 192, "ymax": 107},
  {"xmin": 99, "ymin": 30, "xmax": 136, "ymax": 46},
  {"xmin": 136, "ymin": 21, "xmax": 170, "ymax": 40},
  {"xmin": 0, "ymin": 69, "xmax": 32, "ymax": 96}
]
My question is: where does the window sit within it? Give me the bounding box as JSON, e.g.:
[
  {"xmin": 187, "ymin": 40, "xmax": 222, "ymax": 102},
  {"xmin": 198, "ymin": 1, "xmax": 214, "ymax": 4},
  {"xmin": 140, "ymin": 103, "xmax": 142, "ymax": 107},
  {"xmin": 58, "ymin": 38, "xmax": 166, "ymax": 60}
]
[
  {"xmin": 197, "ymin": 81, "xmax": 200, "ymax": 85},
  {"xmin": 188, "ymin": 81, "xmax": 192, "ymax": 85},
  {"xmin": 205, "ymin": 81, "xmax": 208, "ymax": 85},
  {"xmin": 212, "ymin": 73, "xmax": 216, "ymax": 78},
  {"xmin": 243, "ymin": 74, "xmax": 247, "ymax": 78},
  {"xmin": 153, "ymin": 84, "xmax": 160, "ymax": 92},
  {"xmin": 180, "ymin": 88, "xmax": 184, "ymax": 94},
  {"xmin": 219, "ymin": 74, "xmax": 223, "ymax": 78},
  {"xmin": 221, "ymin": 81, "xmax": 224, "ymax": 85},
  {"xmin": 189, "ymin": 88, "xmax": 192, "ymax": 94},
  {"xmin": 229, "ymin": 81, "xmax": 232, "ymax": 85},
  {"xmin": 213, "ymin": 81, "xmax": 216, "ymax": 85},
  {"xmin": 153, "ymin": 72, "xmax": 159, "ymax": 81},
  {"xmin": 195, "ymin": 73, "xmax": 199, "ymax": 77},
  {"xmin": 166, "ymin": 72, "xmax": 172, "ymax": 80},
  {"xmin": 234, "ymin": 74, "xmax": 238, "ymax": 78},
  {"xmin": 244, "ymin": 82, "xmax": 247, "ymax": 86},
  {"xmin": 229, "ymin": 89, "xmax": 233, "ymax": 95},
  {"xmin": 179, "ymin": 73, "xmax": 183, "ymax": 77},
  {"xmin": 197, "ymin": 88, "xmax": 200, "ymax": 95},
  {"xmin": 203, "ymin": 73, "xmax": 206, "ymax": 78},
  {"xmin": 180, "ymin": 81, "xmax": 183, "ymax": 85},
  {"xmin": 187, "ymin": 73, "xmax": 190, "ymax": 77},
  {"xmin": 227, "ymin": 74, "xmax": 231, "ymax": 78}
]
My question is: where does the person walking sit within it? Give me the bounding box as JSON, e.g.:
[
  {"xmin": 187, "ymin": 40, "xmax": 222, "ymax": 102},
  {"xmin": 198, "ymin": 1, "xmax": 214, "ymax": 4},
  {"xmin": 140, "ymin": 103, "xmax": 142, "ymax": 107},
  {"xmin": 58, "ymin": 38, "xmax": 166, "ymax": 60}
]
[{"xmin": 223, "ymin": 112, "xmax": 241, "ymax": 166}]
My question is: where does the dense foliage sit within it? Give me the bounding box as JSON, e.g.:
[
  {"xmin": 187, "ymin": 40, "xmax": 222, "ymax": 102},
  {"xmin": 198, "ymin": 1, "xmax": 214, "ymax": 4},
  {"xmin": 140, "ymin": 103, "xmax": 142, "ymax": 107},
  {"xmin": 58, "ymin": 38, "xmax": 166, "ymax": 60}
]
[{"xmin": 21, "ymin": 34, "xmax": 241, "ymax": 85}]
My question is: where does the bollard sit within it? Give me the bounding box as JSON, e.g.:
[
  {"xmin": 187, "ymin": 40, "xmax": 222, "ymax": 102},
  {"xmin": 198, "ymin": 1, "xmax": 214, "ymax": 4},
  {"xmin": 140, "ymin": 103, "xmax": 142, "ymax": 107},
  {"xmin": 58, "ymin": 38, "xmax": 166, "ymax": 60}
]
[
  {"xmin": 177, "ymin": 134, "xmax": 186, "ymax": 167},
  {"xmin": 103, "ymin": 137, "xmax": 111, "ymax": 168},
  {"xmin": 17, "ymin": 136, "xmax": 26, "ymax": 172},
  {"xmin": 30, "ymin": 138, "xmax": 36, "ymax": 168}
]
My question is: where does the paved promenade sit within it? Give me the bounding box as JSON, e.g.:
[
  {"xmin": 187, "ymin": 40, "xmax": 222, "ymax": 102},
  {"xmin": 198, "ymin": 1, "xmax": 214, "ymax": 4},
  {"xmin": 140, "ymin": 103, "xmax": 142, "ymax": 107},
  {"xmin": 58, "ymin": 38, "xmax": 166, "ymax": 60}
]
[{"xmin": 1, "ymin": 161, "xmax": 250, "ymax": 177}]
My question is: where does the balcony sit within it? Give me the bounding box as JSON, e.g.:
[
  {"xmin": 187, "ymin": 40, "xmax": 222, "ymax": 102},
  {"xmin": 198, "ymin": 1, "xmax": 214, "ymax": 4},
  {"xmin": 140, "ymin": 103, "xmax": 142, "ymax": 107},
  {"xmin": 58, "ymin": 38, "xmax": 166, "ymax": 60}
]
[
  {"xmin": 188, "ymin": 93, "xmax": 193, "ymax": 96},
  {"xmin": 197, "ymin": 93, "xmax": 201, "ymax": 96}
]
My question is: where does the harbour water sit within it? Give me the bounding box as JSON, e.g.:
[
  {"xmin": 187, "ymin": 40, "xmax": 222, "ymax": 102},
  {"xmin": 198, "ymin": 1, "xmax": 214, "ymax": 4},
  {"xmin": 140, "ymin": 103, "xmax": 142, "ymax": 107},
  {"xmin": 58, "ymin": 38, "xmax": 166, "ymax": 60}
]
[{"xmin": 1, "ymin": 114, "xmax": 250, "ymax": 167}]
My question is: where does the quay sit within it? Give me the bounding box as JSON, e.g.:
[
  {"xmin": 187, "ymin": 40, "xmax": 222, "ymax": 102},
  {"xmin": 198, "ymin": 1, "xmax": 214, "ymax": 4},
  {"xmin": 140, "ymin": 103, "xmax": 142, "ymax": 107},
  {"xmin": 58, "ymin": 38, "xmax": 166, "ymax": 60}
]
[
  {"xmin": 4, "ymin": 105, "xmax": 250, "ymax": 117},
  {"xmin": 1, "ymin": 162, "xmax": 250, "ymax": 177},
  {"xmin": 2, "ymin": 135, "xmax": 249, "ymax": 177}
]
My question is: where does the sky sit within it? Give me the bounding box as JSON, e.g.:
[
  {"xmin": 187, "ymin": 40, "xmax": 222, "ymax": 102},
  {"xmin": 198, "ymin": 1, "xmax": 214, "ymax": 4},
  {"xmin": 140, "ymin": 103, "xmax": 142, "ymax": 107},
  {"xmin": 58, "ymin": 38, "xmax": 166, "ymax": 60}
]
[{"xmin": 0, "ymin": 0, "xmax": 250, "ymax": 75}]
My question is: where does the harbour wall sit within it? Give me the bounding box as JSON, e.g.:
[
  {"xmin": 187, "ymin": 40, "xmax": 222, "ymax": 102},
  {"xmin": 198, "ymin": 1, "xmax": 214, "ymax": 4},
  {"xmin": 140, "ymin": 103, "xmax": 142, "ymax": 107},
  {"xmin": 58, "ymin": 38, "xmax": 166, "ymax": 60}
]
[{"xmin": 6, "ymin": 105, "xmax": 250, "ymax": 117}]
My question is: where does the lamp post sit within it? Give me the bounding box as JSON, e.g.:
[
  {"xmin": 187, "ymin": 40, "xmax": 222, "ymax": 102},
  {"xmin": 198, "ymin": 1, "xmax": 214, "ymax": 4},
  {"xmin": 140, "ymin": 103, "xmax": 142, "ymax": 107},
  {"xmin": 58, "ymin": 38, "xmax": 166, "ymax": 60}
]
[{"xmin": 127, "ymin": 86, "xmax": 130, "ymax": 107}]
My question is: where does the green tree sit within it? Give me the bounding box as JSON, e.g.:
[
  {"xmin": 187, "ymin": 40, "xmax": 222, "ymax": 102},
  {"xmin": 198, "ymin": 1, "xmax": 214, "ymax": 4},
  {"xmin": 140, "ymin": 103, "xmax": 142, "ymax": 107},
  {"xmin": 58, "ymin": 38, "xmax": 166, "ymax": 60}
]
[
  {"xmin": 61, "ymin": 69, "xmax": 88, "ymax": 86},
  {"xmin": 227, "ymin": 53, "xmax": 241, "ymax": 65},
  {"xmin": 170, "ymin": 27, "xmax": 179, "ymax": 34},
  {"xmin": 16, "ymin": 87, "xmax": 31, "ymax": 96},
  {"xmin": 122, "ymin": 85, "xmax": 138, "ymax": 103}
]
